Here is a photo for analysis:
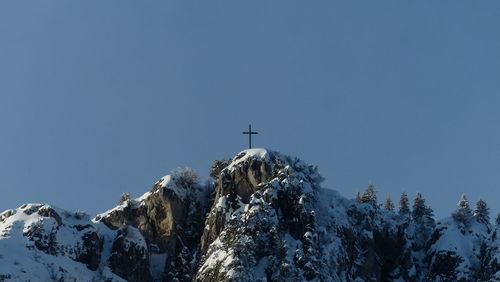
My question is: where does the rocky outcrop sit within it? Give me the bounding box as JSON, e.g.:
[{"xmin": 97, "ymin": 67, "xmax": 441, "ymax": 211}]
[
  {"xmin": 76, "ymin": 230, "xmax": 102, "ymax": 271},
  {"xmin": 98, "ymin": 181, "xmax": 190, "ymax": 254},
  {"xmin": 425, "ymin": 218, "xmax": 490, "ymax": 281},
  {"xmin": 200, "ymin": 150, "xmax": 273, "ymax": 253},
  {"xmin": 108, "ymin": 226, "xmax": 150, "ymax": 282},
  {"xmin": 197, "ymin": 149, "xmax": 325, "ymax": 281},
  {"xmin": 95, "ymin": 171, "xmax": 210, "ymax": 281}
]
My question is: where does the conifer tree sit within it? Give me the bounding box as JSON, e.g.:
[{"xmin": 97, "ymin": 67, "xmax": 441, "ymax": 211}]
[
  {"xmin": 355, "ymin": 191, "xmax": 361, "ymax": 203},
  {"xmin": 384, "ymin": 197, "xmax": 394, "ymax": 211},
  {"xmin": 209, "ymin": 159, "xmax": 229, "ymax": 180},
  {"xmin": 412, "ymin": 193, "xmax": 426, "ymax": 221},
  {"xmin": 172, "ymin": 246, "xmax": 193, "ymax": 282},
  {"xmin": 453, "ymin": 194, "xmax": 472, "ymax": 227},
  {"xmin": 171, "ymin": 167, "xmax": 199, "ymax": 189},
  {"xmin": 118, "ymin": 192, "xmax": 131, "ymax": 205},
  {"xmin": 425, "ymin": 207, "xmax": 436, "ymax": 234},
  {"xmin": 496, "ymin": 213, "xmax": 500, "ymax": 226},
  {"xmin": 409, "ymin": 192, "xmax": 435, "ymax": 248},
  {"xmin": 399, "ymin": 192, "xmax": 410, "ymax": 215},
  {"xmin": 474, "ymin": 198, "xmax": 490, "ymax": 225},
  {"xmin": 360, "ymin": 184, "xmax": 377, "ymax": 206},
  {"xmin": 412, "ymin": 192, "xmax": 435, "ymax": 226}
]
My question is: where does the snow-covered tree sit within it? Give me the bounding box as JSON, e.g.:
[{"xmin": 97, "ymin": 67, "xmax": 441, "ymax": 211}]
[
  {"xmin": 474, "ymin": 198, "xmax": 490, "ymax": 225},
  {"xmin": 496, "ymin": 213, "xmax": 500, "ymax": 226},
  {"xmin": 170, "ymin": 246, "xmax": 193, "ymax": 282},
  {"xmin": 360, "ymin": 184, "xmax": 377, "ymax": 206},
  {"xmin": 209, "ymin": 159, "xmax": 229, "ymax": 180},
  {"xmin": 411, "ymin": 193, "xmax": 435, "ymax": 227},
  {"xmin": 171, "ymin": 167, "xmax": 199, "ymax": 188},
  {"xmin": 412, "ymin": 193, "xmax": 425, "ymax": 220},
  {"xmin": 406, "ymin": 192, "xmax": 435, "ymax": 271},
  {"xmin": 384, "ymin": 197, "xmax": 394, "ymax": 211},
  {"xmin": 118, "ymin": 192, "xmax": 131, "ymax": 205},
  {"xmin": 295, "ymin": 229, "xmax": 320, "ymax": 280},
  {"xmin": 398, "ymin": 192, "xmax": 410, "ymax": 215},
  {"xmin": 453, "ymin": 194, "xmax": 472, "ymax": 228}
]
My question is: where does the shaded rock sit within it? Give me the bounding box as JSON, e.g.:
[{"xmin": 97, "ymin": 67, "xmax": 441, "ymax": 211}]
[
  {"xmin": 108, "ymin": 226, "xmax": 150, "ymax": 282},
  {"xmin": 75, "ymin": 231, "xmax": 103, "ymax": 271}
]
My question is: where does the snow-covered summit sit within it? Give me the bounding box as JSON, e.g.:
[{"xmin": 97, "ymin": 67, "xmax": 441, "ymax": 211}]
[{"xmin": 226, "ymin": 148, "xmax": 269, "ymax": 170}]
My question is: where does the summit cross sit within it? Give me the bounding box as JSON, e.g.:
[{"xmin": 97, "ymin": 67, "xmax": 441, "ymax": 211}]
[{"xmin": 242, "ymin": 124, "xmax": 258, "ymax": 149}]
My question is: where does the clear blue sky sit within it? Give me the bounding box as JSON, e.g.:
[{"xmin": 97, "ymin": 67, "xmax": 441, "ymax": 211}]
[{"xmin": 1, "ymin": 1, "xmax": 499, "ymax": 219}]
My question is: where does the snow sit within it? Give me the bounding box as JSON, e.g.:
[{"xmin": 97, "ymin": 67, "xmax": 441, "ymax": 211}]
[
  {"xmin": 215, "ymin": 196, "xmax": 227, "ymax": 211},
  {"xmin": 425, "ymin": 216, "xmax": 491, "ymax": 279},
  {"xmin": 0, "ymin": 204, "xmax": 125, "ymax": 281},
  {"xmin": 198, "ymin": 236, "xmax": 232, "ymax": 274},
  {"xmin": 157, "ymin": 174, "xmax": 187, "ymax": 200},
  {"xmin": 226, "ymin": 148, "xmax": 268, "ymax": 171},
  {"xmin": 118, "ymin": 226, "xmax": 148, "ymax": 252},
  {"xmin": 95, "ymin": 199, "xmax": 134, "ymax": 220},
  {"xmin": 136, "ymin": 191, "xmax": 152, "ymax": 202},
  {"xmin": 158, "ymin": 174, "xmax": 172, "ymax": 188}
]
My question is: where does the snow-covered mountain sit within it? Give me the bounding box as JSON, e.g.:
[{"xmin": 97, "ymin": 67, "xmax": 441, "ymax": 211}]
[{"xmin": 0, "ymin": 149, "xmax": 498, "ymax": 281}]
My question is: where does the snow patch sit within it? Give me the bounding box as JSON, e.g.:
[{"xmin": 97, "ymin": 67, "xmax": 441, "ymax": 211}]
[{"xmin": 226, "ymin": 148, "xmax": 268, "ymax": 171}]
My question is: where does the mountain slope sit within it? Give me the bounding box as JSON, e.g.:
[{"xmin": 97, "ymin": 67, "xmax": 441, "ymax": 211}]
[{"xmin": 0, "ymin": 149, "xmax": 498, "ymax": 281}]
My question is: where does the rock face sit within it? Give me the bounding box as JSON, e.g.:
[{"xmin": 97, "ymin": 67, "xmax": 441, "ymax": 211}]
[
  {"xmin": 96, "ymin": 171, "xmax": 210, "ymax": 281},
  {"xmin": 108, "ymin": 226, "xmax": 150, "ymax": 282},
  {"xmin": 0, "ymin": 148, "xmax": 498, "ymax": 281}
]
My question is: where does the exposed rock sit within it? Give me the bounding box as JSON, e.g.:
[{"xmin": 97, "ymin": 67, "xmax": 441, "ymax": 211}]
[
  {"xmin": 197, "ymin": 149, "xmax": 325, "ymax": 281},
  {"xmin": 75, "ymin": 231, "xmax": 103, "ymax": 270},
  {"xmin": 37, "ymin": 206, "xmax": 62, "ymax": 225},
  {"xmin": 108, "ymin": 226, "xmax": 150, "ymax": 282},
  {"xmin": 96, "ymin": 171, "xmax": 210, "ymax": 280}
]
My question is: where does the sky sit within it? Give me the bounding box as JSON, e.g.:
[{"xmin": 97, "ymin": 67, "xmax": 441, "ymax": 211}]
[{"xmin": 0, "ymin": 1, "xmax": 499, "ymax": 219}]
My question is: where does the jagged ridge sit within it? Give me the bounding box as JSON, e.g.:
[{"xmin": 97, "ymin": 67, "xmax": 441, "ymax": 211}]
[{"xmin": 0, "ymin": 149, "xmax": 498, "ymax": 281}]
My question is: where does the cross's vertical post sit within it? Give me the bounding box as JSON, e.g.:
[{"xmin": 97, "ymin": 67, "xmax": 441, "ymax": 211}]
[{"xmin": 242, "ymin": 124, "xmax": 258, "ymax": 149}]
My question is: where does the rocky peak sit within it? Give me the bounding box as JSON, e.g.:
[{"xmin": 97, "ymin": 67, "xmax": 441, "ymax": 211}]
[
  {"xmin": 197, "ymin": 149, "xmax": 325, "ymax": 281},
  {"xmin": 202, "ymin": 149, "xmax": 323, "ymax": 243}
]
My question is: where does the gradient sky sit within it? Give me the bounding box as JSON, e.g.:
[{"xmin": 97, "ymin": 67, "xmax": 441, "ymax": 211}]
[{"xmin": 1, "ymin": 1, "xmax": 499, "ymax": 219}]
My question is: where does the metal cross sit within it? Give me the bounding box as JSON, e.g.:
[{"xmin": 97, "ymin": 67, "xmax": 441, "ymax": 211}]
[{"xmin": 242, "ymin": 124, "xmax": 258, "ymax": 149}]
